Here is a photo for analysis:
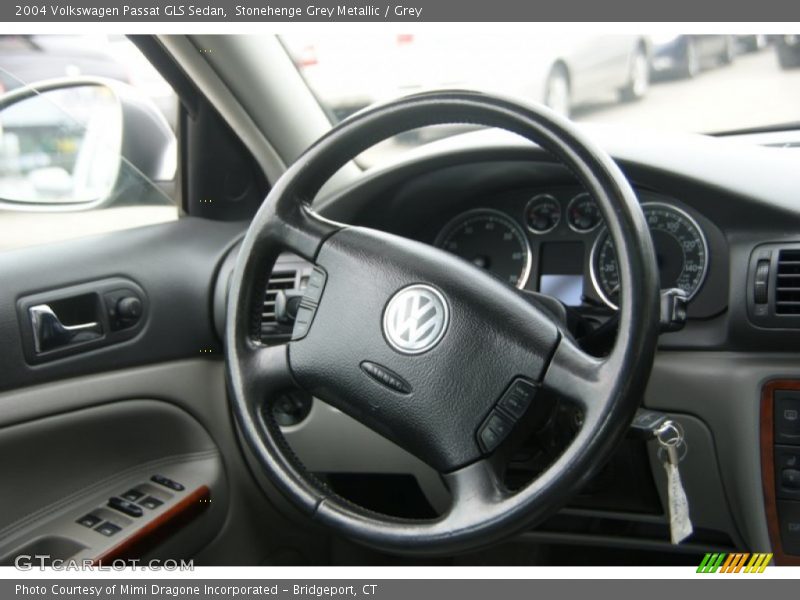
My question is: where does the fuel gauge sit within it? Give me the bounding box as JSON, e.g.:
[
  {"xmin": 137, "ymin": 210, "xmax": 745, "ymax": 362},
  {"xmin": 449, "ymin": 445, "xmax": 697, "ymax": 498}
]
[{"xmin": 525, "ymin": 194, "xmax": 561, "ymax": 234}]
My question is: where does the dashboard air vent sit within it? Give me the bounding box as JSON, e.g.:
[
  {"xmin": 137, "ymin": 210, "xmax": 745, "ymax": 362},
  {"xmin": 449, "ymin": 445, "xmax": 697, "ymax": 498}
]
[
  {"xmin": 260, "ymin": 269, "xmax": 299, "ymax": 342},
  {"xmin": 775, "ymin": 249, "xmax": 800, "ymax": 315}
]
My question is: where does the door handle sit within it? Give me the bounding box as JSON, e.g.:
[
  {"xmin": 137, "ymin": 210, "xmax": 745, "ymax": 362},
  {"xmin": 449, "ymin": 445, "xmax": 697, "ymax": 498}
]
[{"xmin": 29, "ymin": 304, "xmax": 103, "ymax": 353}]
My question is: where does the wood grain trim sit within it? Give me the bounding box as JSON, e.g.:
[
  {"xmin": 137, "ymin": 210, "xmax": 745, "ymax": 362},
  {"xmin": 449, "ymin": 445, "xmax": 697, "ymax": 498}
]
[
  {"xmin": 93, "ymin": 485, "xmax": 210, "ymax": 565},
  {"xmin": 761, "ymin": 381, "xmax": 800, "ymax": 566}
]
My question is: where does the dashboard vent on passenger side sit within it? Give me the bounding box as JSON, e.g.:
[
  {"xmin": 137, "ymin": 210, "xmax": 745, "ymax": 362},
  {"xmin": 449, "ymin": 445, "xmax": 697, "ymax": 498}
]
[
  {"xmin": 260, "ymin": 269, "xmax": 299, "ymax": 342},
  {"xmin": 775, "ymin": 249, "xmax": 800, "ymax": 315}
]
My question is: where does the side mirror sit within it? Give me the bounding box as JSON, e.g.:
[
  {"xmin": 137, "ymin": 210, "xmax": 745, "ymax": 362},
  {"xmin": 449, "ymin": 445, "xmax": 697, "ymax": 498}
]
[{"xmin": 0, "ymin": 77, "xmax": 176, "ymax": 210}]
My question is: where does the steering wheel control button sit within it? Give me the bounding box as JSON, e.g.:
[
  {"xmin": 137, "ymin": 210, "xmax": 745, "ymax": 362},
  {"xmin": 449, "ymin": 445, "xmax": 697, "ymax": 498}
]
[
  {"xmin": 140, "ymin": 496, "xmax": 164, "ymax": 510},
  {"xmin": 291, "ymin": 306, "xmax": 316, "ymax": 340},
  {"xmin": 360, "ymin": 361, "xmax": 412, "ymax": 394},
  {"xmin": 108, "ymin": 496, "xmax": 144, "ymax": 518},
  {"xmin": 383, "ymin": 284, "xmax": 449, "ymax": 355},
  {"xmin": 151, "ymin": 474, "xmax": 185, "ymax": 491},
  {"xmin": 76, "ymin": 514, "xmax": 102, "ymax": 528},
  {"xmin": 290, "ymin": 267, "xmax": 327, "ymax": 341},
  {"xmin": 478, "ymin": 411, "xmax": 514, "ymax": 454},
  {"xmin": 95, "ymin": 522, "xmax": 122, "ymax": 537},
  {"xmin": 497, "ymin": 378, "xmax": 538, "ymax": 420},
  {"xmin": 303, "ymin": 267, "xmax": 327, "ymax": 304},
  {"xmin": 775, "ymin": 391, "xmax": 800, "ymax": 444}
]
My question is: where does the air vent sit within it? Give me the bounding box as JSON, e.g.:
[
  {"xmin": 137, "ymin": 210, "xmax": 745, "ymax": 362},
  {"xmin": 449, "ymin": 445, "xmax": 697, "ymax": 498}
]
[
  {"xmin": 747, "ymin": 244, "xmax": 800, "ymax": 327},
  {"xmin": 775, "ymin": 250, "xmax": 800, "ymax": 315},
  {"xmin": 260, "ymin": 269, "xmax": 298, "ymax": 342}
]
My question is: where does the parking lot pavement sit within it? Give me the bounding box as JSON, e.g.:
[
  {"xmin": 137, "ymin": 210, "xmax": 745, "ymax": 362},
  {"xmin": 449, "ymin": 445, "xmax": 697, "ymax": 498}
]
[
  {"xmin": 360, "ymin": 49, "xmax": 799, "ymax": 167},
  {"xmin": 576, "ymin": 49, "xmax": 800, "ymax": 133}
]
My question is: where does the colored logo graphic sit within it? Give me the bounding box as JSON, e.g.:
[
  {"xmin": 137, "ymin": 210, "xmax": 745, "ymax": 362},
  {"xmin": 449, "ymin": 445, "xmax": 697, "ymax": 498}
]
[{"xmin": 697, "ymin": 553, "xmax": 773, "ymax": 573}]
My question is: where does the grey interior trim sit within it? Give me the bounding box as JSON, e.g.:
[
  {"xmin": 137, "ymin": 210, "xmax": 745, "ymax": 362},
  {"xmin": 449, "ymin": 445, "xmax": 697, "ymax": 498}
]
[
  {"xmin": 643, "ymin": 351, "xmax": 792, "ymax": 553},
  {"xmin": 0, "ymin": 449, "xmax": 218, "ymax": 544},
  {"xmin": 282, "ymin": 400, "xmax": 450, "ymax": 512},
  {"xmin": 0, "ymin": 399, "xmax": 216, "ymax": 531},
  {"xmin": 0, "ymin": 452, "xmax": 223, "ymax": 564},
  {"xmin": 0, "ymin": 398, "xmax": 225, "ymax": 564},
  {"xmin": 0, "ymin": 359, "xmax": 319, "ymax": 565},
  {"xmin": 0, "ymin": 359, "xmax": 225, "ymax": 430},
  {"xmin": 283, "ymin": 351, "xmax": 793, "ymax": 552},
  {"xmin": 157, "ymin": 35, "xmax": 287, "ymax": 184},
  {"xmin": 165, "ymin": 34, "xmax": 361, "ymax": 199},
  {"xmin": 0, "ymin": 217, "xmax": 244, "ymax": 394},
  {"xmin": 645, "ymin": 413, "xmax": 743, "ymax": 547},
  {"xmin": 188, "ymin": 34, "xmax": 329, "ymax": 166},
  {"xmin": 0, "ymin": 354, "xmax": 781, "ymax": 556}
]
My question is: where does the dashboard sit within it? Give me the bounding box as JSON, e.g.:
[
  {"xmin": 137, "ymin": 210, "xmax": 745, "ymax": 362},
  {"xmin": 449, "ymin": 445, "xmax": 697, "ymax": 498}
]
[
  {"xmin": 342, "ymin": 176, "xmax": 729, "ymax": 321},
  {"xmin": 205, "ymin": 127, "xmax": 800, "ymax": 562}
]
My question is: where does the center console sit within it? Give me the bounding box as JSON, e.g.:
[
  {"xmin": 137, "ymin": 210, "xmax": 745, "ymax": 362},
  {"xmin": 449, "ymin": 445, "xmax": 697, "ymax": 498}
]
[{"xmin": 761, "ymin": 380, "xmax": 800, "ymax": 565}]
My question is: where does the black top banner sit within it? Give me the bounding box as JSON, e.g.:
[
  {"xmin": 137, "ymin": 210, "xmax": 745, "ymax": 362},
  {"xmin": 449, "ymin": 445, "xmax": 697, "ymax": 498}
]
[{"xmin": 4, "ymin": 0, "xmax": 800, "ymax": 22}]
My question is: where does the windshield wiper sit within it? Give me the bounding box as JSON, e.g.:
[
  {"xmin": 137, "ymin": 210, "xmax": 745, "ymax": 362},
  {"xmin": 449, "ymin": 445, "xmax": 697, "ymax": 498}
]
[{"xmin": 711, "ymin": 121, "xmax": 800, "ymax": 137}]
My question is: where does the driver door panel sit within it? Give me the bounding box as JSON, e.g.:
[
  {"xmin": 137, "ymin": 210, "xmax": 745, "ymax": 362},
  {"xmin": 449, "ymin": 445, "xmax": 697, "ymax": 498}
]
[{"xmin": 0, "ymin": 218, "xmax": 264, "ymax": 565}]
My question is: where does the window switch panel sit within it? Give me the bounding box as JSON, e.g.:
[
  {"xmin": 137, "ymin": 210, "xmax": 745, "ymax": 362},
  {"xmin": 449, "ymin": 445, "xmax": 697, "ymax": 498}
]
[
  {"xmin": 108, "ymin": 496, "xmax": 144, "ymax": 518},
  {"xmin": 95, "ymin": 522, "xmax": 122, "ymax": 537},
  {"xmin": 151, "ymin": 474, "xmax": 184, "ymax": 491},
  {"xmin": 140, "ymin": 496, "xmax": 164, "ymax": 510},
  {"xmin": 77, "ymin": 514, "xmax": 102, "ymax": 528},
  {"xmin": 121, "ymin": 489, "xmax": 144, "ymax": 502}
]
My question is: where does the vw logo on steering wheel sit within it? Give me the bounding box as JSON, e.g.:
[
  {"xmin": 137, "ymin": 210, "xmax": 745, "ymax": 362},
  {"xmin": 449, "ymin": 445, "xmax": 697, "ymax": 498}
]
[{"xmin": 383, "ymin": 284, "xmax": 449, "ymax": 354}]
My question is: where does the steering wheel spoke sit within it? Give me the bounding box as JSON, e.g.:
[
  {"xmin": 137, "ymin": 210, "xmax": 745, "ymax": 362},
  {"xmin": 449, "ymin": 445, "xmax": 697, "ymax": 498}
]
[
  {"xmin": 442, "ymin": 458, "xmax": 507, "ymax": 517},
  {"xmin": 239, "ymin": 342, "xmax": 295, "ymax": 404},
  {"xmin": 541, "ymin": 335, "xmax": 608, "ymax": 418},
  {"xmin": 267, "ymin": 196, "xmax": 341, "ymax": 261}
]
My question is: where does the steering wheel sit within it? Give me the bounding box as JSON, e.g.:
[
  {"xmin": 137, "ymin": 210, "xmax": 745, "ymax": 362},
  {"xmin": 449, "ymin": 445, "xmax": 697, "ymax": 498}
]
[{"xmin": 226, "ymin": 91, "xmax": 660, "ymax": 555}]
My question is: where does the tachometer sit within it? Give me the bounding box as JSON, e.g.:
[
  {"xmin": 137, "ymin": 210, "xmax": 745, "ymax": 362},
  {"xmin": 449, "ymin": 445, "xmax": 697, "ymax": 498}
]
[
  {"xmin": 435, "ymin": 209, "xmax": 532, "ymax": 289},
  {"xmin": 590, "ymin": 202, "xmax": 708, "ymax": 309}
]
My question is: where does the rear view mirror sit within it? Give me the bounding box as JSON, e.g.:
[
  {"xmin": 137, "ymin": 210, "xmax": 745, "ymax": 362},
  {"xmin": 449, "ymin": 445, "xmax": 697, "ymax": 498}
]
[{"xmin": 0, "ymin": 78, "xmax": 176, "ymax": 210}]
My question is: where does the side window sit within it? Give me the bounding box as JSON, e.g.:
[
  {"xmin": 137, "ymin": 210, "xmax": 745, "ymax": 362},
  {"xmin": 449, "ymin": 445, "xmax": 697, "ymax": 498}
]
[{"xmin": 0, "ymin": 35, "xmax": 179, "ymax": 252}]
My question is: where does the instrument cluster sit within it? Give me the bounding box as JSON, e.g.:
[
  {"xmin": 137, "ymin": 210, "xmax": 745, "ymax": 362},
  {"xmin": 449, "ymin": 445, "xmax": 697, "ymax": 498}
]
[{"xmin": 433, "ymin": 188, "xmax": 710, "ymax": 310}]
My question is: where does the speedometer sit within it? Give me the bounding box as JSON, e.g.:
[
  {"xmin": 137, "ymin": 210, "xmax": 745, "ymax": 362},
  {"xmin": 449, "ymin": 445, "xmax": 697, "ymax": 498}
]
[
  {"xmin": 435, "ymin": 209, "xmax": 532, "ymax": 289},
  {"xmin": 590, "ymin": 202, "xmax": 708, "ymax": 309}
]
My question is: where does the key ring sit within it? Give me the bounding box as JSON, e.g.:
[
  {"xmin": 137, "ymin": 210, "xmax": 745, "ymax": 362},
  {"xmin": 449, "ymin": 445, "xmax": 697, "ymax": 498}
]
[
  {"xmin": 655, "ymin": 421, "xmax": 683, "ymax": 446},
  {"xmin": 655, "ymin": 420, "xmax": 688, "ymax": 463}
]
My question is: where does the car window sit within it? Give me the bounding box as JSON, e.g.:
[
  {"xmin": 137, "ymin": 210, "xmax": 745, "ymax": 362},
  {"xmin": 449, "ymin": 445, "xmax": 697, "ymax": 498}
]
[
  {"xmin": 0, "ymin": 34, "xmax": 178, "ymax": 252},
  {"xmin": 281, "ymin": 33, "xmax": 799, "ymax": 167}
]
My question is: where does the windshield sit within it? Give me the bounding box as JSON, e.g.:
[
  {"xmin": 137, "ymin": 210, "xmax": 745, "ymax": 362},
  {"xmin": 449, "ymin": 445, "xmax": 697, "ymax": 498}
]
[{"xmin": 282, "ymin": 33, "xmax": 800, "ymax": 165}]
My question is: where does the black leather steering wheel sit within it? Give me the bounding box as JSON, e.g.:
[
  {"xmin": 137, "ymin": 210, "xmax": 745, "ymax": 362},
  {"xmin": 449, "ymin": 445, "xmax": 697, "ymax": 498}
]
[{"xmin": 225, "ymin": 91, "xmax": 660, "ymax": 555}]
